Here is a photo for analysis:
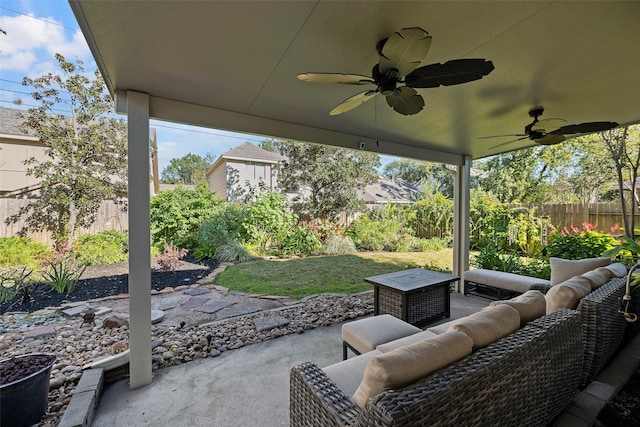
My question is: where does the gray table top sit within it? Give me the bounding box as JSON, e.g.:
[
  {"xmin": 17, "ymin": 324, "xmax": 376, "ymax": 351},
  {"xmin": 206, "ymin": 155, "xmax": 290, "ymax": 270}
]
[{"xmin": 364, "ymin": 268, "xmax": 459, "ymax": 292}]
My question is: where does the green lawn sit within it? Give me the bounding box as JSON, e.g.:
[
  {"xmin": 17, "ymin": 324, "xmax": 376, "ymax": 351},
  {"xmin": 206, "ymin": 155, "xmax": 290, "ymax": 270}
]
[{"xmin": 215, "ymin": 250, "xmax": 454, "ymax": 299}]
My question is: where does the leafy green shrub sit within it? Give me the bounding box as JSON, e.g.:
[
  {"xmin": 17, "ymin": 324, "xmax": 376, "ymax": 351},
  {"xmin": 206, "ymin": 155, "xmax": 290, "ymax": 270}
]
[
  {"xmin": 346, "ymin": 216, "xmax": 402, "ymax": 251},
  {"xmin": 320, "ymin": 235, "xmax": 357, "ymax": 255},
  {"xmin": 281, "ymin": 225, "xmax": 322, "ymax": 255},
  {"xmin": 546, "ymin": 222, "xmax": 617, "ymax": 260},
  {"xmin": 150, "ymin": 187, "xmax": 223, "ymax": 251},
  {"xmin": 195, "ymin": 203, "xmax": 246, "ymax": 260},
  {"xmin": 407, "ymin": 193, "xmax": 453, "ymax": 240},
  {"xmin": 73, "ymin": 231, "xmax": 128, "ymax": 266},
  {"xmin": 0, "ymin": 237, "xmax": 51, "ymax": 268},
  {"xmin": 215, "ymin": 240, "xmax": 255, "ymax": 263},
  {"xmin": 517, "ymin": 257, "xmax": 551, "ymax": 280},
  {"xmin": 242, "ymin": 192, "xmax": 296, "ymax": 251},
  {"xmin": 471, "ymin": 241, "xmax": 521, "ymax": 272},
  {"xmin": 410, "ymin": 237, "xmax": 449, "ymax": 252}
]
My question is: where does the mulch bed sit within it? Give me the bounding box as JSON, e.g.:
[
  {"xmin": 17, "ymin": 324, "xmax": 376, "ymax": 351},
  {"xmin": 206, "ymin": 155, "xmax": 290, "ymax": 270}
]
[{"xmin": 0, "ymin": 255, "xmax": 218, "ymax": 314}]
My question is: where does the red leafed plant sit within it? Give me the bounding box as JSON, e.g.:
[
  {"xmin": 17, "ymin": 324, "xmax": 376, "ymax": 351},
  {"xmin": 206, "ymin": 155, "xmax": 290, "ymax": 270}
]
[{"xmin": 157, "ymin": 242, "xmax": 188, "ymax": 272}]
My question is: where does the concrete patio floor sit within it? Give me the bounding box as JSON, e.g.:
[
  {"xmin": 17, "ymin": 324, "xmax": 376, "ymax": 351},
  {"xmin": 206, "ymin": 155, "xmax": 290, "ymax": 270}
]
[
  {"xmin": 89, "ymin": 292, "xmax": 640, "ymax": 426},
  {"xmin": 91, "ymin": 292, "xmax": 489, "ymax": 426}
]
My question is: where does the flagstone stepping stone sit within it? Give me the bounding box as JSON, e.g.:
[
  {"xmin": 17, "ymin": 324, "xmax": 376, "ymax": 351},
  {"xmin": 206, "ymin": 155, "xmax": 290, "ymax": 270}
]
[
  {"xmin": 60, "ymin": 304, "xmax": 90, "ymax": 317},
  {"xmin": 192, "ymin": 301, "xmax": 235, "ymax": 314},
  {"xmin": 253, "ymin": 314, "xmax": 290, "ymax": 332},
  {"xmin": 151, "ymin": 310, "xmax": 165, "ymax": 324},
  {"xmin": 216, "ymin": 305, "xmax": 261, "ymax": 319},
  {"xmin": 183, "ymin": 288, "xmax": 211, "ymax": 296},
  {"xmin": 24, "ymin": 325, "xmax": 57, "ymax": 339},
  {"xmin": 181, "ymin": 297, "xmax": 210, "ymax": 308},
  {"xmin": 158, "ymin": 297, "xmax": 183, "ymax": 310}
]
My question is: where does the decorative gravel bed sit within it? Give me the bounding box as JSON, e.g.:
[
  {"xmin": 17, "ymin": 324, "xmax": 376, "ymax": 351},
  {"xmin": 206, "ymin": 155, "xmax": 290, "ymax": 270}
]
[{"xmin": 0, "ymin": 291, "xmax": 373, "ymax": 426}]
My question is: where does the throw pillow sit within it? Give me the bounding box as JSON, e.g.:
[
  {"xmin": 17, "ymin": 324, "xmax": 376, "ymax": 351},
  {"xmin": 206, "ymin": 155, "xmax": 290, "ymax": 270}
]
[
  {"xmin": 545, "ymin": 275, "xmax": 592, "ymax": 313},
  {"xmin": 447, "ymin": 304, "xmax": 520, "ymax": 350},
  {"xmin": 603, "ymin": 263, "xmax": 628, "ymax": 278},
  {"xmin": 550, "ymin": 257, "xmax": 611, "ymax": 286},
  {"xmin": 352, "ymin": 331, "xmax": 473, "ymax": 408},
  {"xmin": 490, "ymin": 290, "xmax": 546, "ymax": 326}
]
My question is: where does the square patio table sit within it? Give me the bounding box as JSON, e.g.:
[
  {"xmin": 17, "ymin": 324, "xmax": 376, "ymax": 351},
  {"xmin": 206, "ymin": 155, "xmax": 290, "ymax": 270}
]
[{"xmin": 365, "ymin": 268, "xmax": 458, "ymax": 327}]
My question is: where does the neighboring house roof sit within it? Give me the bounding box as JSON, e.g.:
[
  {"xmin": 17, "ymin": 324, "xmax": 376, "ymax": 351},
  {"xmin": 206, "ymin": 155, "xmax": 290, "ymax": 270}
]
[
  {"xmin": 361, "ymin": 176, "xmax": 418, "ymax": 204},
  {"xmin": 206, "ymin": 142, "xmax": 284, "ymax": 177},
  {"xmin": 0, "ymin": 107, "xmax": 38, "ymax": 141}
]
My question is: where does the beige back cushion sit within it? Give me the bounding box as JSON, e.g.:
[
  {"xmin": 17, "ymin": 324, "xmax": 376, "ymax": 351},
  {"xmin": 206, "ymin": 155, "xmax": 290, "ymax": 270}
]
[
  {"xmin": 447, "ymin": 304, "xmax": 520, "ymax": 350},
  {"xmin": 582, "ymin": 268, "xmax": 612, "ymax": 290},
  {"xmin": 489, "ymin": 290, "xmax": 546, "ymax": 326},
  {"xmin": 545, "ymin": 275, "xmax": 592, "ymax": 313},
  {"xmin": 550, "ymin": 257, "xmax": 611, "ymax": 286},
  {"xmin": 603, "ymin": 263, "xmax": 628, "ymax": 278},
  {"xmin": 352, "ymin": 331, "xmax": 473, "ymax": 408}
]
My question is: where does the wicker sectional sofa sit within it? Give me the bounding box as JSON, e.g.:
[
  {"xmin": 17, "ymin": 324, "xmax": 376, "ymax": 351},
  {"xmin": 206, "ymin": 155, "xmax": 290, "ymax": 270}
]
[
  {"xmin": 290, "ymin": 259, "xmax": 629, "ymax": 426},
  {"xmin": 291, "ymin": 309, "xmax": 582, "ymax": 426}
]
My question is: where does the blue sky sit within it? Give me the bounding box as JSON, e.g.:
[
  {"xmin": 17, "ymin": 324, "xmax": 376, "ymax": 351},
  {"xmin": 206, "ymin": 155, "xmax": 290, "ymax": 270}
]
[{"xmin": 1, "ymin": 0, "xmax": 337, "ymax": 174}]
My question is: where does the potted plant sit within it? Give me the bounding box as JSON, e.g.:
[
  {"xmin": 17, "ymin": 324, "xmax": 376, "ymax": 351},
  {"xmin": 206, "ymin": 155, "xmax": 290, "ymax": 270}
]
[{"xmin": 0, "ymin": 353, "xmax": 56, "ymax": 427}]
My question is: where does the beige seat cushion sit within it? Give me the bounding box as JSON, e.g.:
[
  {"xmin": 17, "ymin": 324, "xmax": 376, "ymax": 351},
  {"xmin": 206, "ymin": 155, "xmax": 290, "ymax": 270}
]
[
  {"xmin": 489, "ymin": 290, "xmax": 546, "ymax": 326},
  {"xmin": 342, "ymin": 314, "xmax": 421, "ymax": 354},
  {"xmin": 545, "ymin": 275, "xmax": 592, "ymax": 313},
  {"xmin": 323, "ymin": 350, "xmax": 382, "ymax": 398},
  {"xmin": 447, "ymin": 304, "xmax": 520, "ymax": 350},
  {"xmin": 463, "ymin": 269, "xmax": 550, "ymax": 293},
  {"xmin": 376, "ymin": 330, "xmax": 438, "ymax": 352},
  {"xmin": 550, "ymin": 257, "xmax": 611, "ymax": 286},
  {"xmin": 352, "ymin": 331, "xmax": 473, "ymax": 407},
  {"xmin": 603, "ymin": 263, "xmax": 628, "ymax": 278},
  {"xmin": 581, "ymin": 267, "xmax": 612, "ymax": 290}
]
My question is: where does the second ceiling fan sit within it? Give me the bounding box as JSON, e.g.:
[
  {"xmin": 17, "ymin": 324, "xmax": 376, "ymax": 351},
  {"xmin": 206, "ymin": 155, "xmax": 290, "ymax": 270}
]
[
  {"xmin": 481, "ymin": 106, "xmax": 619, "ymax": 149},
  {"xmin": 297, "ymin": 27, "xmax": 495, "ymax": 116}
]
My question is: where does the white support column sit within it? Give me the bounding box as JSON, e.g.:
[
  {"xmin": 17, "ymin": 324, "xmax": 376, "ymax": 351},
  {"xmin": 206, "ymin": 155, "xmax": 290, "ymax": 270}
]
[
  {"xmin": 127, "ymin": 90, "xmax": 152, "ymax": 388},
  {"xmin": 452, "ymin": 156, "xmax": 471, "ymax": 293}
]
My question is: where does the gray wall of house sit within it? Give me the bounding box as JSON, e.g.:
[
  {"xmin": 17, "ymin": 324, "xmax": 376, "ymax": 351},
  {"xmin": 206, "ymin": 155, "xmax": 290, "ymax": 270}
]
[
  {"xmin": 0, "ymin": 139, "xmax": 48, "ymax": 194},
  {"xmin": 210, "ymin": 159, "xmax": 277, "ymax": 201}
]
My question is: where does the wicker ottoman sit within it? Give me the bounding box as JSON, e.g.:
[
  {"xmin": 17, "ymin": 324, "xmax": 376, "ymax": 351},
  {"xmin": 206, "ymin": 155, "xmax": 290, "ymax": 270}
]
[{"xmin": 341, "ymin": 314, "xmax": 421, "ymax": 360}]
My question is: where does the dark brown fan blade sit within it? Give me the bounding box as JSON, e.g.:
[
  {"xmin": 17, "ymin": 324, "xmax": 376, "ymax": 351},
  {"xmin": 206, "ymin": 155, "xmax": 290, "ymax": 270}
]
[
  {"xmin": 405, "ymin": 59, "xmax": 494, "ymax": 88},
  {"xmin": 535, "ymin": 134, "xmax": 566, "ymax": 145},
  {"xmin": 385, "ymin": 86, "xmax": 425, "ymax": 116},
  {"xmin": 297, "ymin": 73, "xmax": 374, "ymax": 85},
  {"xmin": 550, "ymin": 121, "xmax": 619, "ymax": 135},
  {"xmin": 379, "ymin": 27, "xmax": 432, "ymax": 78}
]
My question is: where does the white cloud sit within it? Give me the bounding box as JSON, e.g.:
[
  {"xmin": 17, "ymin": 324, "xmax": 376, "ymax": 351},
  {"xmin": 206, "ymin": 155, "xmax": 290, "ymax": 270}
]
[{"xmin": 0, "ymin": 14, "xmax": 91, "ymax": 73}]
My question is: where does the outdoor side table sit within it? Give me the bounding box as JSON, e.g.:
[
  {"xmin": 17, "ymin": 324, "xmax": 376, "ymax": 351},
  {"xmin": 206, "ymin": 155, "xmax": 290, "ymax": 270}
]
[{"xmin": 364, "ymin": 269, "xmax": 458, "ymax": 327}]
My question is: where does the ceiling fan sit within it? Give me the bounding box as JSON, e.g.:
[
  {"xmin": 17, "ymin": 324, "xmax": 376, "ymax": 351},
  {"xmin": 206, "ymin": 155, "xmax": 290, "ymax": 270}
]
[
  {"xmin": 481, "ymin": 106, "xmax": 619, "ymax": 149},
  {"xmin": 297, "ymin": 27, "xmax": 494, "ymax": 116}
]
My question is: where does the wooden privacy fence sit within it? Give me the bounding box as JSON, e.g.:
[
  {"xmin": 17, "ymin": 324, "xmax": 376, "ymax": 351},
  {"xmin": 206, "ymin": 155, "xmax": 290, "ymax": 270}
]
[
  {"xmin": 510, "ymin": 202, "xmax": 640, "ymax": 234},
  {"xmin": 0, "ymin": 198, "xmax": 128, "ymax": 245}
]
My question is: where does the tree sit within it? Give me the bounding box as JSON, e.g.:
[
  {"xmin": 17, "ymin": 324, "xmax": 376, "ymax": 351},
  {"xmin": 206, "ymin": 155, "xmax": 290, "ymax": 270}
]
[
  {"xmin": 475, "ymin": 144, "xmax": 575, "ymax": 204},
  {"xmin": 274, "ymin": 140, "xmax": 380, "ymax": 220},
  {"xmin": 383, "ymin": 159, "xmax": 454, "ymax": 197},
  {"xmin": 160, "ymin": 152, "xmax": 215, "ymax": 187},
  {"xmin": 598, "ymin": 125, "xmax": 640, "ymax": 238},
  {"xmin": 7, "ymin": 54, "xmax": 127, "ymax": 251}
]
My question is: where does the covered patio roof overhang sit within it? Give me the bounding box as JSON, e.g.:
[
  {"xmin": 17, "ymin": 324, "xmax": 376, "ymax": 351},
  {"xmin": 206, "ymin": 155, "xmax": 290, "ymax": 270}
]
[{"xmin": 69, "ymin": 0, "xmax": 640, "ymax": 388}]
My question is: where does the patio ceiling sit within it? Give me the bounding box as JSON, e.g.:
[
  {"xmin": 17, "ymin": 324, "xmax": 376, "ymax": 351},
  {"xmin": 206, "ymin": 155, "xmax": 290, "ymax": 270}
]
[{"xmin": 70, "ymin": 1, "xmax": 640, "ymax": 165}]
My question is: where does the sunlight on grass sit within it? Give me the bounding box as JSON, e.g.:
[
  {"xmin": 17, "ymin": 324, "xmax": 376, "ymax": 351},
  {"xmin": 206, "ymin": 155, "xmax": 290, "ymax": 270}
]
[{"xmin": 215, "ymin": 250, "xmax": 453, "ymax": 299}]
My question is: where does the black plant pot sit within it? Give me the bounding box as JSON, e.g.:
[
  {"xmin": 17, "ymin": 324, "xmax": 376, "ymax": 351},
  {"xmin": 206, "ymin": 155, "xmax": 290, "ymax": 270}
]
[{"xmin": 0, "ymin": 354, "xmax": 56, "ymax": 427}]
